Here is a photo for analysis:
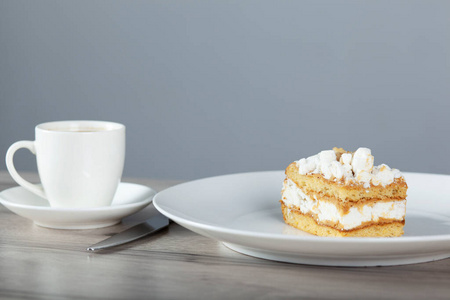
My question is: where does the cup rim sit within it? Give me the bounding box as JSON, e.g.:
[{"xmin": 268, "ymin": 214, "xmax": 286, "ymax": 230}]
[{"xmin": 36, "ymin": 120, "xmax": 125, "ymax": 133}]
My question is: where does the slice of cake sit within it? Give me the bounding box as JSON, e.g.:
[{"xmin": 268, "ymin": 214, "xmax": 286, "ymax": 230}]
[{"xmin": 280, "ymin": 147, "xmax": 407, "ymax": 237}]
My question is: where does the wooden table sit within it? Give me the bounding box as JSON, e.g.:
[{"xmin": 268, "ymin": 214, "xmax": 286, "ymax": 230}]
[{"xmin": 1, "ymin": 172, "xmax": 450, "ymax": 300}]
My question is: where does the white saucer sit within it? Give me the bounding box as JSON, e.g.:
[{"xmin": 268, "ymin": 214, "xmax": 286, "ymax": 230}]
[{"xmin": 0, "ymin": 182, "xmax": 156, "ymax": 229}]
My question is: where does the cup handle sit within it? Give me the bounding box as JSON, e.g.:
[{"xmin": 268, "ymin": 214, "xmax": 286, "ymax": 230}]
[{"xmin": 5, "ymin": 141, "xmax": 46, "ymax": 199}]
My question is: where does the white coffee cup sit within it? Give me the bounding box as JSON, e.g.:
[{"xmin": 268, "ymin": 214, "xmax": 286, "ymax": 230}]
[{"xmin": 6, "ymin": 120, "xmax": 125, "ymax": 208}]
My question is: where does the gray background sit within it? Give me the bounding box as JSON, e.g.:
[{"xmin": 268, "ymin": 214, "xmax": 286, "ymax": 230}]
[{"xmin": 1, "ymin": 1, "xmax": 449, "ymax": 180}]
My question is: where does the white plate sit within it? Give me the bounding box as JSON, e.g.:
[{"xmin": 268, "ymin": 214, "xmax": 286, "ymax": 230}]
[
  {"xmin": 153, "ymin": 171, "xmax": 450, "ymax": 267},
  {"xmin": 0, "ymin": 182, "xmax": 155, "ymax": 229}
]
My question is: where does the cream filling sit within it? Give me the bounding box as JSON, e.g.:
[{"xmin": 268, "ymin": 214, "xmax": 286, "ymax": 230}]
[{"xmin": 281, "ymin": 179, "xmax": 406, "ymax": 230}]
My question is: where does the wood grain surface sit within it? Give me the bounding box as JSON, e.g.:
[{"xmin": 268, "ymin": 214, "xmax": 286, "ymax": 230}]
[{"xmin": 1, "ymin": 172, "xmax": 450, "ymax": 300}]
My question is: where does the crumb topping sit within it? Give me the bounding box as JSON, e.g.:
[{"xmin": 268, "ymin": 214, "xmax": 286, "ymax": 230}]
[{"xmin": 295, "ymin": 147, "xmax": 403, "ymax": 188}]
